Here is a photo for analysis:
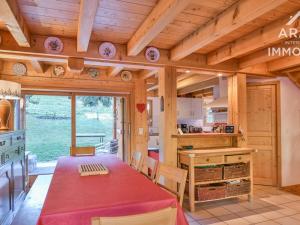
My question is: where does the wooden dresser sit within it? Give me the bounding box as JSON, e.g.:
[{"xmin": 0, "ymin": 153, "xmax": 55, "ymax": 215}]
[{"xmin": 0, "ymin": 130, "xmax": 26, "ymax": 225}]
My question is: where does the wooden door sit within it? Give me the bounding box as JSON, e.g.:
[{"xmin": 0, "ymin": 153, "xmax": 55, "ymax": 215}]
[
  {"xmin": 247, "ymin": 84, "xmax": 277, "ymax": 186},
  {"xmin": 116, "ymin": 97, "xmax": 125, "ymax": 161}
]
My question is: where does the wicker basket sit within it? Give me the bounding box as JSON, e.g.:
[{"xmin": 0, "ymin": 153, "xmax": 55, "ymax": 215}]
[
  {"xmin": 223, "ymin": 163, "xmax": 250, "ymax": 179},
  {"xmin": 195, "ymin": 183, "xmax": 226, "ymax": 201},
  {"xmin": 226, "ymin": 179, "xmax": 251, "ymax": 197},
  {"xmin": 182, "ymin": 165, "xmax": 223, "ymax": 182}
]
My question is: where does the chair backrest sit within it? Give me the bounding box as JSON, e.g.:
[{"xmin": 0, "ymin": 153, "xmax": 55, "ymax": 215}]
[
  {"xmin": 91, "ymin": 207, "xmax": 177, "ymax": 225},
  {"xmin": 130, "ymin": 151, "xmax": 143, "ymax": 171},
  {"xmin": 141, "ymin": 156, "xmax": 158, "ymax": 181},
  {"xmin": 155, "ymin": 164, "xmax": 188, "ymax": 206},
  {"xmin": 70, "ymin": 146, "xmax": 95, "ymax": 156}
]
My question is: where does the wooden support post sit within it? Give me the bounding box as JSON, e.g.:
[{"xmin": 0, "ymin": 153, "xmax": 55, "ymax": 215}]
[
  {"xmin": 228, "ymin": 73, "xmax": 247, "ymax": 147},
  {"xmin": 133, "ymin": 78, "xmax": 148, "ymax": 161},
  {"xmin": 158, "ymin": 66, "xmax": 177, "ymax": 165},
  {"xmin": 71, "ymin": 93, "xmax": 76, "ymax": 148}
]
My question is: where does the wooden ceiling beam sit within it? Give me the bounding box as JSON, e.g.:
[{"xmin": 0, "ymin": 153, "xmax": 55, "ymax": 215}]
[
  {"xmin": 268, "ymin": 56, "xmax": 300, "ymax": 72},
  {"xmin": 171, "ymin": 0, "xmax": 292, "ymax": 61},
  {"xmin": 30, "ymin": 60, "xmax": 46, "ymax": 74},
  {"xmin": 147, "ymin": 84, "xmax": 158, "ymax": 92},
  {"xmin": 108, "ymin": 66, "xmax": 124, "ymax": 77},
  {"xmin": 0, "ymin": 0, "xmax": 30, "ymax": 47},
  {"xmin": 177, "ymin": 74, "xmax": 216, "ymax": 89},
  {"xmin": 0, "ymin": 31, "xmax": 237, "ymax": 72},
  {"xmin": 127, "ymin": 0, "xmax": 190, "ymax": 56},
  {"xmin": 239, "ymin": 47, "xmax": 283, "ymax": 69},
  {"xmin": 239, "ymin": 63, "xmax": 276, "ymax": 76},
  {"xmin": 208, "ymin": 10, "xmax": 300, "ymax": 65},
  {"xmin": 77, "ymin": 0, "xmax": 98, "ymax": 52},
  {"xmin": 177, "ymin": 77, "xmax": 219, "ymax": 95},
  {"xmin": 139, "ymin": 69, "xmax": 158, "ymax": 79}
]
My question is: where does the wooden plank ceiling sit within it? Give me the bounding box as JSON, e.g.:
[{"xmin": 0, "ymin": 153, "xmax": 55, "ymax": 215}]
[{"xmin": 0, "ymin": 0, "xmax": 299, "ymax": 88}]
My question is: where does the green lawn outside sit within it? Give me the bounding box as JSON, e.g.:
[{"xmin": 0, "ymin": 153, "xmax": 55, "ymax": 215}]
[{"xmin": 25, "ymin": 95, "xmax": 113, "ymax": 162}]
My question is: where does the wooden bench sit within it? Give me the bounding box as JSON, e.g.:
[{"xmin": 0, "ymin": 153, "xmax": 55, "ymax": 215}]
[{"xmin": 11, "ymin": 175, "xmax": 52, "ymax": 225}]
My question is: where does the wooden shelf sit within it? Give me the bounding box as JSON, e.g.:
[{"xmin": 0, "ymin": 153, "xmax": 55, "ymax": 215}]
[
  {"xmin": 194, "ymin": 176, "xmax": 251, "ymax": 185},
  {"xmin": 172, "ymin": 133, "xmax": 240, "ymax": 138},
  {"xmin": 194, "ymin": 193, "xmax": 250, "ymax": 203}
]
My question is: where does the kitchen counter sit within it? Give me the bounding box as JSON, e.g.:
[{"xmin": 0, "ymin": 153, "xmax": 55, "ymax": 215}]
[{"xmin": 178, "ymin": 147, "xmax": 256, "ymax": 155}]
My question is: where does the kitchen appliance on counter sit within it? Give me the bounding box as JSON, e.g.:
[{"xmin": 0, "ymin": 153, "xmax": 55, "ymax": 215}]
[
  {"xmin": 178, "ymin": 124, "xmax": 203, "ymax": 133},
  {"xmin": 178, "ymin": 124, "xmax": 189, "ymax": 133}
]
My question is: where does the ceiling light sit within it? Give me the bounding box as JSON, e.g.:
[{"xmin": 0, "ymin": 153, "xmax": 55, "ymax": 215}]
[
  {"xmin": 217, "ymin": 73, "xmax": 223, "ymax": 77},
  {"xmin": 185, "ymin": 70, "xmax": 191, "ymax": 73}
]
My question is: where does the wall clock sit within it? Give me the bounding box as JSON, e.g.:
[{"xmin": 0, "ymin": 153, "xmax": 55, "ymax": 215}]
[
  {"xmin": 52, "ymin": 65, "xmax": 65, "ymax": 77},
  {"xmin": 120, "ymin": 70, "xmax": 132, "ymax": 82},
  {"xmin": 12, "ymin": 63, "xmax": 27, "ymax": 76},
  {"xmin": 145, "ymin": 47, "xmax": 160, "ymax": 62},
  {"xmin": 99, "ymin": 42, "xmax": 116, "ymax": 59},
  {"xmin": 44, "ymin": 37, "xmax": 64, "ymax": 54}
]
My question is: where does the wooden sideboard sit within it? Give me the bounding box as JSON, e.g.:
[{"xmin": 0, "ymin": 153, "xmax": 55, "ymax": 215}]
[
  {"xmin": 178, "ymin": 148, "xmax": 256, "ymax": 212},
  {"xmin": 0, "ymin": 130, "xmax": 26, "ymax": 225}
]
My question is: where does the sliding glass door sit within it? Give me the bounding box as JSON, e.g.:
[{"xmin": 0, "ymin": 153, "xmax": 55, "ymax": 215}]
[
  {"xmin": 25, "ymin": 95, "xmax": 71, "ymax": 164},
  {"xmin": 75, "ymin": 96, "xmax": 114, "ymax": 151}
]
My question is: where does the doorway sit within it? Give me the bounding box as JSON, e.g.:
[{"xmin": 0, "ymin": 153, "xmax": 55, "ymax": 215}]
[
  {"xmin": 247, "ymin": 83, "xmax": 280, "ymax": 186},
  {"xmin": 24, "ymin": 92, "xmax": 128, "ymax": 173}
]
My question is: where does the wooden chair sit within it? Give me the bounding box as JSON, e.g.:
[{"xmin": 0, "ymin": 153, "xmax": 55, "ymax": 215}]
[
  {"xmin": 70, "ymin": 146, "xmax": 95, "ymax": 156},
  {"xmin": 141, "ymin": 156, "xmax": 158, "ymax": 181},
  {"xmin": 129, "ymin": 151, "xmax": 143, "ymax": 171},
  {"xmin": 155, "ymin": 164, "xmax": 187, "ymax": 206},
  {"xmin": 91, "ymin": 207, "xmax": 177, "ymax": 225}
]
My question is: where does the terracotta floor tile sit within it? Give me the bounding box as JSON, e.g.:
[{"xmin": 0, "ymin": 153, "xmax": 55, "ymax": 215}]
[
  {"xmin": 206, "ymin": 207, "xmax": 232, "ymax": 217},
  {"xmin": 274, "ymin": 216, "xmax": 300, "ymax": 225},
  {"xmin": 197, "ymin": 217, "xmax": 222, "ymax": 225},
  {"xmin": 188, "ymin": 209, "xmax": 214, "ymax": 220},
  {"xmin": 255, "ymin": 220, "xmax": 280, "ymax": 225},
  {"xmin": 223, "ymin": 218, "xmax": 251, "ymax": 225}
]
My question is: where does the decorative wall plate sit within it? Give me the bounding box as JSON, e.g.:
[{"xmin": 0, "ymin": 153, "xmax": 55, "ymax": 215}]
[
  {"xmin": 44, "ymin": 37, "xmax": 64, "ymax": 54},
  {"xmin": 12, "ymin": 63, "xmax": 27, "ymax": 76},
  {"xmin": 120, "ymin": 70, "xmax": 132, "ymax": 82},
  {"xmin": 145, "ymin": 47, "xmax": 160, "ymax": 62},
  {"xmin": 99, "ymin": 42, "xmax": 116, "ymax": 59},
  {"xmin": 52, "ymin": 65, "xmax": 65, "ymax": 77},
  {"xmin": 87, "ymin": 68, "xmax": 100, "ymax": 78}
]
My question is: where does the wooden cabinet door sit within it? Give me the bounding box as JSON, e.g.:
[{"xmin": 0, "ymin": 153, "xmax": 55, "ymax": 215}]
[
  {"xmin": 177, "ymin": 98, "xmax": 192, "ymax": 119},
  {"xmin": 247, "ymin": 84, "xmax": 277, "ymax": 186},
  {"xmin": 191, "ymin": 98, "xmax": 202, "ymax": 119},
  {"xmin": 0, "ymin": 163, "xmax": 13, "ymax": 224}
]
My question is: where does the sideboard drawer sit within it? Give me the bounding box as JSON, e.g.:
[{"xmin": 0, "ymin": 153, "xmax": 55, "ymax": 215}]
[
  {"xmin": 225, "ymin": 154, "xmax": 250, "ymax": 163},
  {"xmin": 195, "ymin": 155, "xmax": 223, "ymax": 165}
]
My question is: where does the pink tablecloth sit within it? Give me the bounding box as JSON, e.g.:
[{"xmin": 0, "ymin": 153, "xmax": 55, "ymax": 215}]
[{"xmin": 37, "ymin": 155, "xmax": 188, "ymax": 225}]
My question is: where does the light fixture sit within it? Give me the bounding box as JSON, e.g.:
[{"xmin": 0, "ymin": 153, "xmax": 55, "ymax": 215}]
[
  {"xmin": 217, "ymin": 73, "xmax": 223, "ymax": 77},
  {"xmin": 185, "ymin": 70, "xmax": 191, "ymax": 73},
  {"xmin": 0, "ymin": 80, "xmax": 21, "ymax": 130}
]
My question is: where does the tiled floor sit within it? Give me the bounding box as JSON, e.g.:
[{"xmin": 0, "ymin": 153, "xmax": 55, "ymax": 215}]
[{"xmin": 184, "ymin": 185, "xmax": 300, "ymax": 225}]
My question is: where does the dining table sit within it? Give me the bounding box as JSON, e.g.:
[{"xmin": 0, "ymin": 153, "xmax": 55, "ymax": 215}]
[{"xmin": 37, "ymin": 155, "xmax": 188, "ymax": 225}]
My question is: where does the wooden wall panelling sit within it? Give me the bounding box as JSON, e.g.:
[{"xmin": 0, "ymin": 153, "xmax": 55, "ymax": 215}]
[
  {"xmin": 227, "ymin": 73, "xmax": 247, "ymax": 147},
  {"xmin": 177, "ymin": 137, "xmax": 232, "ymax": 149}
]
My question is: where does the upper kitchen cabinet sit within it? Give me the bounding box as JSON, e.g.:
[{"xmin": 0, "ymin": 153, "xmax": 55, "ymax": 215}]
[{"xmin": 177, "ymin": 98, "xmax": 202, "ymax": 120}]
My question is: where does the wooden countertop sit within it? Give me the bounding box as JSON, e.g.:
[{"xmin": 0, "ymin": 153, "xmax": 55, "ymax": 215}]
[
  {"xmin": 178, "ymin": 147, "xmax": 256, "ymax": 155},
  {"xmin": 172, "ymin": 133, "xmax": 240, "ymax": 138}
]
